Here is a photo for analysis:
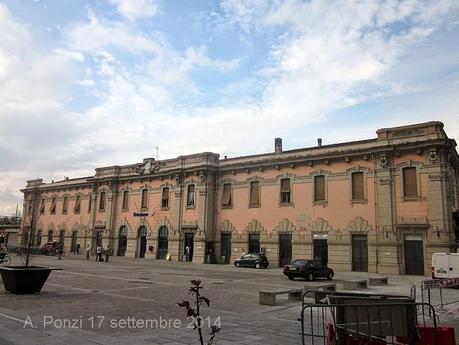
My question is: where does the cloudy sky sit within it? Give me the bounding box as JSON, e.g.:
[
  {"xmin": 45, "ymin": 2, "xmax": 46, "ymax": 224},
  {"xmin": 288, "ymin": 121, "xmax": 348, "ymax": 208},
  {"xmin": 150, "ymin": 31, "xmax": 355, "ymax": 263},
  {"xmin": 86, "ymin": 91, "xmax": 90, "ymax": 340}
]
[{"xmin": 1, "ymin": 0, "xmax": 459, "ymax": 215}]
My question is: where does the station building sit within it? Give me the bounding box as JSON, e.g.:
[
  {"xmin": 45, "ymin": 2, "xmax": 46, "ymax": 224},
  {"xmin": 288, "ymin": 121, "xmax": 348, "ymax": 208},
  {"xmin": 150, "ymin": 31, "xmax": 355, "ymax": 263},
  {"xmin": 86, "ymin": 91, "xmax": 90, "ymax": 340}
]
[{"xmin": 20, "ymin": 121, "xmax": 459, "ymax": 275}]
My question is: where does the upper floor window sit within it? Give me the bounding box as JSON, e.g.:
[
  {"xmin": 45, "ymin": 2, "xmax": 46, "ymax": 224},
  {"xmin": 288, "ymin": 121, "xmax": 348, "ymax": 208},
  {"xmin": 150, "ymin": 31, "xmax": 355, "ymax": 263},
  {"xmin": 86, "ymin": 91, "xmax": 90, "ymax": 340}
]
[
  {"xmin": 161, "ymin": 187, "xmax": 169, "ymax": 208},
  {"xmin": 403, "ymin": 167, "xmax": 417, "ymax": 198},
  {"xmin": 122, "ymin": 190, "xmax": 129, "ymax": 210},
  {"xmin": 50, "ymin": 197, "xmax": 56, "ymax": 214},
  {"xmin": 88, "ymin": 194, "xmax": 92, "ymax": 213},
  {"xmin": 314, "ymin": 175, "xmax": 325, "ymax": 201},
  {"xmin": 141, "ymin": 188, "xmax": 149, "ymax": 209},
  {"xmin": 62, "ymin": 196, "xmax": 68, "ymax": 214},
  {"xmin": 187, "ymin": 185, "xmax": 195, "ymax": 207},
  {"xmin": 40, "ymin": 198, "xmax": 45, "ymax": 214},
  {"xmin": 351, "ymin": 172, "xmax": 364, "ymax": 200},
  {"xmin": 249, "ymin": 181, "xmax": 260, "ymax": 207},
  {"xmin": 74, "ymin": 195, "xmax": 81, "ymax": 214},
  {"xmin": 99, "ymin": 192, "xmax": 106, "ymax": 211},
  {"xmin": 280, "ymin": 178, "xmax": 291, "ymax": 204},
  {"xmin": 221, "ymin": 183, "xmax": 232, "ymax": 207}
]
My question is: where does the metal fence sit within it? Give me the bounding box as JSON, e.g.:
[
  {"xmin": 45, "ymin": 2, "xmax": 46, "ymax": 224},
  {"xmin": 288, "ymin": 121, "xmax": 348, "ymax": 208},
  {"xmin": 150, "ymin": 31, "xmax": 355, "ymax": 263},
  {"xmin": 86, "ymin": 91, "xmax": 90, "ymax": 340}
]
[{"xmin": 299, "ymin": 291, "xmax": 439, "ymax": 345}]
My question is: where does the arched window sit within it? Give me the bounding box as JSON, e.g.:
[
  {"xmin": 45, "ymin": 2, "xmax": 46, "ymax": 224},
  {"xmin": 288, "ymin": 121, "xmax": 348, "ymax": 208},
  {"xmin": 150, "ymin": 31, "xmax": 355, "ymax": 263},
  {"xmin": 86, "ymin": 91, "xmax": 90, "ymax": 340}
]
[
  {"xmin": 138, "ymin": 226, "xmax": 147, "ymax": 237},
  {"xmin": 119, "ymin": 226, "xmax": 127, "ymax": 237}
]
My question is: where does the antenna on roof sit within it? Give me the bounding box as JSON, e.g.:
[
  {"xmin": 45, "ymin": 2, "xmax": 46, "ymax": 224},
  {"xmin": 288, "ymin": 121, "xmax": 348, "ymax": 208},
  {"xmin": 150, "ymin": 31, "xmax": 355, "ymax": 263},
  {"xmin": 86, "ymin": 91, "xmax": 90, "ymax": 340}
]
[{"xmin": 155, "ymin": 146, "xmax": 159, "ymax": 160}]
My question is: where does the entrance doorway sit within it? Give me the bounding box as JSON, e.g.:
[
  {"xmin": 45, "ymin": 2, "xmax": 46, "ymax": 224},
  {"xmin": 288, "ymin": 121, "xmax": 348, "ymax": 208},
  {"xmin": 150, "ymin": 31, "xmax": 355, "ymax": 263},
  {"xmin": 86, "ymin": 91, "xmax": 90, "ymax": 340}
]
[
  {"xmin": 248, "ymin": 233, "xmax": 260, "ymax": 253},
  {"xmin": 157, "ymin": 226, "xmax": 169, "ymax": 259},
  {"xmin": 352, "ymin": 234, "xmax": 368, "ymax": 272},
  {"xmin": 95, "ymin": 230, "xmax": 103, "ymax": 246},
  {"xmin": 118, "ymin": 226, "xmax": 127, "ymax": 256},
  {"xmin": 313, "ymin": 237, "xmax": 328, "ymax": 266},
  {"xmin": 71, "ymin": 231, "xmax": 78, "ymax": 252},
  {"xmin": 59, "ymin": 230, "xmax": 65, "ymax": 246},
  {"xmin": 137, "ymin": 226, "xmax": 147, "ymax": 258},
  {"xmin": 184, "ymin": 233, "xmax": 194, "ymax": 262},
  {"xmin": 279, "ymin": 234, "xmax": 292, "ymax": 266},
  {"xmin": 220, "ymin": 233, "xmax": 232, "ymax": 264},
  {"xmin": 404, "ymin": 235, "xmax": 424, "ymax": 275}
]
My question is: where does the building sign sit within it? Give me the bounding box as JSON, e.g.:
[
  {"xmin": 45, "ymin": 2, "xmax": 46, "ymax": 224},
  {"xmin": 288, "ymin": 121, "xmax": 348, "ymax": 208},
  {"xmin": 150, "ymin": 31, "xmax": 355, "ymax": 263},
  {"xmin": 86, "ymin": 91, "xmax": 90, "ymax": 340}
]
[{"xmin": 133, "ymin": 212, "xmax": 149, "ymax": 217}]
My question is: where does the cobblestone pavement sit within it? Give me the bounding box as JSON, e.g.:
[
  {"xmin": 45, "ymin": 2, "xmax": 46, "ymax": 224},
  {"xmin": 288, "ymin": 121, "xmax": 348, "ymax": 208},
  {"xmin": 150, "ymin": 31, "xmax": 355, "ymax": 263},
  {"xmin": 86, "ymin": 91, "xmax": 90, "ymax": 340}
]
[{"xmin": 0, "ymin": 255, "xmax": 458, "ymax": 344}]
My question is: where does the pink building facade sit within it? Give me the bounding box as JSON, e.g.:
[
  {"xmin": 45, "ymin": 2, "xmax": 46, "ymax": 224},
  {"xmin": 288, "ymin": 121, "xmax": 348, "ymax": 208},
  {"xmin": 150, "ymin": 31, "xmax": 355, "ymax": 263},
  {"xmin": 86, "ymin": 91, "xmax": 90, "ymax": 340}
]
[{"xmin": 21, "ymin": 122, "xmax": 459, "ymax": 275}]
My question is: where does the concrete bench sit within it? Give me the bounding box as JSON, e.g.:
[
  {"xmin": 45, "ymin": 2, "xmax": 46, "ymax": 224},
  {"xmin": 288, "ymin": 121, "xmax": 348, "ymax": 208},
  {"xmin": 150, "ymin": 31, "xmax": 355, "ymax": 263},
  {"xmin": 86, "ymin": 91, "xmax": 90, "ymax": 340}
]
[
  {"xmin": 368, "ymin": 276, "xmax": 388, "ymax": 286},
  {"xmin": 303, "ymin": 283, "xmax": 337, "ymax": 303},
  {"xmin": 259, "ymin": 288, "xmax": 303, "ymax": 306},
  {"xmin": 343, "ymin": 279, "xmax": 368, "ymax": 290}
]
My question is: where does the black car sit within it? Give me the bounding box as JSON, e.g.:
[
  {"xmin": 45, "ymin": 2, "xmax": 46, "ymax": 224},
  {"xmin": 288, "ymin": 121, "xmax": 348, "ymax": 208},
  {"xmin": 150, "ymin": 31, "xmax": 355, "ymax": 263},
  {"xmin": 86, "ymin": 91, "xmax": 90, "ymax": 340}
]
[
  {"xmin": 234, "ymin": 253, "xmax": 269, "ymax": 269},
  {"xmin": 283, "ymin": 259, "xmax": 334, "ymax": 281}
]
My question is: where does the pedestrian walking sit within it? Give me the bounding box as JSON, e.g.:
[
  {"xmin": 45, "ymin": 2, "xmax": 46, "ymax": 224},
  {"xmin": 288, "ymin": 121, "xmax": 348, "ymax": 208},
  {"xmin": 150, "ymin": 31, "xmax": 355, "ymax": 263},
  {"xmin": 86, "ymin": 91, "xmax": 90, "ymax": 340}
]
[
  {"xmin": 76, "ymin": 243, "xmax": 81, "ymax": 255},
  {"xmin": 85, "ymin": 245, "xmax": 91, "ymax": 260},
  {"xmin": 185, "ymin": 245, "xmax": 191, "ymax": 262},
  {"xmin": 58, "ymin": 243, "xmax": 63, "ymax": 260},
  {"xmin": 96, "ymin": 245, "xmax": 102, "ymax": 262},
  {"xmin": 105, "ymin": 245, "xmax": 112, "ymax": 262}
]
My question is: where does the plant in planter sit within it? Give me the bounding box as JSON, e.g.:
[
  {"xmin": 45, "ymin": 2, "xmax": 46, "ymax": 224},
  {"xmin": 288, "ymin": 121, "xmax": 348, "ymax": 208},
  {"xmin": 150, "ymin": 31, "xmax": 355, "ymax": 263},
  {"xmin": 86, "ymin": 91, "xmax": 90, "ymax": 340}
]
[
  {"xmin": 178, "ymin": 280, "xmax": 220, "ymax": 345},
  {"xmin": 0, "ymin": 179, "xmax": 60, "ymax": 294}
]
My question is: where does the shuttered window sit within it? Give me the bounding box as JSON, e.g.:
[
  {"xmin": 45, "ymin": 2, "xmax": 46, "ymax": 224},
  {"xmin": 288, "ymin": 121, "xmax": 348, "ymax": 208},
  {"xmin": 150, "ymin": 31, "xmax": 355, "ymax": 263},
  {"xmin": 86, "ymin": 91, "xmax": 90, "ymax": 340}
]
[
  {"xmin": 50, "ymin": 197, "xmax": 56, "ymax": 214},
  {"xmin": 40, "ymin": 198, "xmax": 45, "ymax": 214},
  {"xmin": 88, "ymin": 194, "xmax": 92, "ymax": 213},
  {"xmin": 62, "ymin": 197, "xmax": 68, "ymax": 214},
  {"xmin": 222, "ymin": 183, "xmax": 232, "ymax": 206},
  {"xmin": 352, "ymin": 172, "xmax": 364, "ymax": 200},
  {"xmin": 187, "ymin": 185, "xmax": 195, "ymax": 206},
  {"xmin": 314, "ymin": 175, "xmax": 325, "ymax": 201},
  {"xmin": 162, "ymin": 187, "xmax": 169, "ymax": 208},
  {"xmin": 141, "ymin": 189, "xmax": 148, "ymax": 209},
  {"xmin": 403, "ymin": 167, "xmax": 417, "ymax": 197},
  {"xmin": 74, "ymin": 195, "xmax": 81, "ymax": 213},
  {"xmin": 280, "ymin": 178, "xmax": 291, "ymax": 203},
  {"xmin": 249, "ymin": 181, "xmax": 260, "ymax": 206},
  {"xmin": 122, "ymin": 190, "xmax": 129, "ymax": 210},
  {"xmin": 99, "ymin": 192, "xmax": 106, "ymax": 211}
]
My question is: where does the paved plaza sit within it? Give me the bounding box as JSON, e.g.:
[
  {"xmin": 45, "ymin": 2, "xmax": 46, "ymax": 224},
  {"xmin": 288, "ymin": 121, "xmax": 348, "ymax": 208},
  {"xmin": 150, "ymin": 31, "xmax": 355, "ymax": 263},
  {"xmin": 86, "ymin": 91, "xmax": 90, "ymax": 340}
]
[{"xmin": 0, "ymin": 255, "xmax": 458, "ymax": 345}]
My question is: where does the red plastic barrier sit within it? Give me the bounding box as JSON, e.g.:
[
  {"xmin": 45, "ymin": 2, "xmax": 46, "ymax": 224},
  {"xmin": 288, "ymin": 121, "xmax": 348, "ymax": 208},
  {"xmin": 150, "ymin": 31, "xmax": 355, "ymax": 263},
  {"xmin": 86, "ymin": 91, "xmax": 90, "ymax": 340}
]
[
  {"xmin": 396, "ymin": 325, "xmax": 456, "ymax": 345},
  {"xmin": 326, "ymin": 322, "xmax": 386, "ymax": 344}
]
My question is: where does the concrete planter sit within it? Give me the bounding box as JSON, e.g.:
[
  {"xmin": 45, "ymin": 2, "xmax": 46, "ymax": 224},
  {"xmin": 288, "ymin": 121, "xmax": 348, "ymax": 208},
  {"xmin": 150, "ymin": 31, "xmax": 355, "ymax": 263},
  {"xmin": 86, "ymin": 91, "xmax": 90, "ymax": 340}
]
[{"xmin": 0, "ymin": 266, "xmax": 59, "ymax": 294}]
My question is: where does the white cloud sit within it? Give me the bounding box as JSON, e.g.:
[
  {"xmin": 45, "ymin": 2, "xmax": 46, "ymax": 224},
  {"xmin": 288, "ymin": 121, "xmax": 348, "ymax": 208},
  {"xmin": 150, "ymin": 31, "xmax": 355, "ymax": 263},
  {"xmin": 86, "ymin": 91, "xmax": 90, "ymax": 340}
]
[{"xmin": 109, "ymin": 0, "xmax": 159, "ymax": 20}]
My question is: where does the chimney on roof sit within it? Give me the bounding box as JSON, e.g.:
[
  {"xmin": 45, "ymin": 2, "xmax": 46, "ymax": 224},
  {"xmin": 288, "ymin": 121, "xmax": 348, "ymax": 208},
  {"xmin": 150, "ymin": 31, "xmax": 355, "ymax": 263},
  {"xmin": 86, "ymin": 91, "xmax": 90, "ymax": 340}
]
[
  {"xmin": 275, "ymin": 138, "xmax": 282, "ymax": 154},
  {"xmin": 317, "ymin": 138, "xmax": 322, "ymax": 147}
]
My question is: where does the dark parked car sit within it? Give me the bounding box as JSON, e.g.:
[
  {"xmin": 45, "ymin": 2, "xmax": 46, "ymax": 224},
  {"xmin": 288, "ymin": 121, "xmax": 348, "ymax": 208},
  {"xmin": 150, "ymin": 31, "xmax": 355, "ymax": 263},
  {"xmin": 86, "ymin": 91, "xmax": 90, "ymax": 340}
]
[
  {"xmin": 40, "ymin": 241, "xmax": 61, "ymax": 255},
  {"xmin": 234, "ymin": 253, "xmax": 269, "ymax": 269},
  {"xmin": 283, "ymin": 259, "xmax": 334, "ymax": 281}
]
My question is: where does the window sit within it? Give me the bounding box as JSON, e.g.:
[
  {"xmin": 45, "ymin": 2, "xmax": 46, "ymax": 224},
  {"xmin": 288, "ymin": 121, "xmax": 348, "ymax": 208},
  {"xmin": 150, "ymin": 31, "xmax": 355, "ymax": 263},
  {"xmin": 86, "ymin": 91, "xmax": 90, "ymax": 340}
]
[
  {"xmin": 88, "ymin": 194, "xmax": 92, "ymax": 213},
  {"xmin": 351, "ymin": 172, "xmax": 364, "ymax": 200},
  {"xmin": 249, "ymin": 181, "xmax": 260, "ymax": 207},
  {"xmin": 141, "ymin": 188, "xmax": 148, "ymax": 209},
  {"xmin": 221, "ymin": 183, "xmax": 232, "ymax": 207},
  {"xmin": 314, "ymin": 175, "xmax": 325, "ymax": 201},
  {"xmin": 122, "ymin": 190, "xmax": 129, "ymax": 210},
  {"xmin": 403, "ymin": 167, "xmax": 417, "ymax": 198},
  {"xmin": 50, "ymin": 197, "xmax": 56, "ymax": 214},
  {"xmin": 40, "ymin": 198, "xmax": 45, "ymax": 214},
  {"xmin": 280, "ymin": 178, "xmax": 291, "ymax": 203},
  {"xmin": 99, "ymin": 191, "xmax": 106, "ymax": 211},
  {"xmin": 74, "ymin": 195, "xmax": 81, "ymax": 214},
  {"xmin": 161, "ymin": 187, "xmax": 169, "ymax": 208},
  {"xmin": 187, "ymin": 185, "xmax": 195, "ymax": 207},
  {"xmin": 62, "ymin": 196, "xmax": 68, "ymax": 214}
]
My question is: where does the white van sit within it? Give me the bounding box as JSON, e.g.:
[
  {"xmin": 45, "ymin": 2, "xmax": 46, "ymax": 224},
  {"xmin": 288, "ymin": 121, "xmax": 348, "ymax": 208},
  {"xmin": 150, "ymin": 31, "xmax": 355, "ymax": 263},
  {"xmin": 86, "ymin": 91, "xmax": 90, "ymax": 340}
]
[{"xmin": 431, "ymin": 253, "xmax": 459, "ymax": 279}]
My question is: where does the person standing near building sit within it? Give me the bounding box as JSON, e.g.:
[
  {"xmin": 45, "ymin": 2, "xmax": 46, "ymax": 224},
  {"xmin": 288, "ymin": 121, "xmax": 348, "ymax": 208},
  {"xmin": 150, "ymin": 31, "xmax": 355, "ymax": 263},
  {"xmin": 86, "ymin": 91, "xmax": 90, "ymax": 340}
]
[
  {"xmin": 96, "ymin": 245, "xmax": 102, "ymax": 262},
  {"xmin": 185, "ymin": 245, "xmax": 190, "ymax": 262},
  {"xmin": 105, "ymin": 245, "xmax": 111, "ymax": 262},
  {"xmin": 58, "ymin": 243, "xmax": 63, "ymax": 260},
  {"xmin": 85, "ymin": 245, "xmax": 91, "ymax": 260}
]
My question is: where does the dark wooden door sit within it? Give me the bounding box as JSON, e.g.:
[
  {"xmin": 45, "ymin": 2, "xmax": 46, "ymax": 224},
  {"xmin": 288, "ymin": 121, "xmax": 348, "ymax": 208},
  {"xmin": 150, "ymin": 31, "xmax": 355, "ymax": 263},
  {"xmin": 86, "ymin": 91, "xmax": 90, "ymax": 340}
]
[
  {"xmin": 352, "ymin": 234, "xmax": 368, "ymax": 272},
  {"xmin": 248, "ymin": 234, "xmax": 260, "ymax": 253},
  {"xmin": 220, "ymin": 233, "xmax": 231, "ymax": 264},
  {"xmin": 404, "ymin": 238, "xmax": 424, "ymax": 275},
  {"xmin": 71, "ymin": 231, "xmax": 78, "ymax": 252},
  {"xmin": 138, "ymin": 226, "xmax": 147, "ymax": 258},
  {"xmin": 313, "ymin": 239, "xmax": 328, "ymax": 267},
  {"xmin": 118, "ymin": 236, "xmax": 127, "ymax": 256},
  {"xmin": 279, "ymin": 234, "xmax": 292, "ymax": 267},
  {"xmin": 157, "ymin": 227, "xmax": 169, "ymax": 259},
  {"xmin": 184, "ymin": 233, "xmax": 194, "ymax": 262}
]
